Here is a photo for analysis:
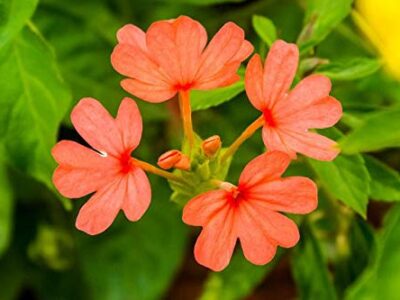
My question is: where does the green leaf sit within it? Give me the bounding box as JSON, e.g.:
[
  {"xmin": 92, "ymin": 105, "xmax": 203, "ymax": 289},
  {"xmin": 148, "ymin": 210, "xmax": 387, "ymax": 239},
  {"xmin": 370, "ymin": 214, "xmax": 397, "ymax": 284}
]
[
  {"xmin": 172, "ymin": 0, "xmax": 245, "ymax": 5},
  {"xmin": 0, "ymin": 0, "xmax": 39, "ymax": 46},
  {"xmin": 316, "ymin": 58, "xmax": 381, "ymax": 80},
  {"xmin": 364, "ymin": 155, "xmax": 400, "ymax": 202},
  {"xmin": 0, "ymin": 25, "xmax": 71, "ymax": 190},
  {"xmin": 200, "ymin": 250, "xmax": 283, "ymax": 300},
  {"xmin": 291, "ymin": 224, "xmax": 337, "ymax": 300},
  {"xmin": 308, "ymin": 128, "xmax": 370, "ymax": 217},
  {"xmin": 252, "ymin": 15, "xmax": 277, "ymax": 47},
  {"xmin": 340, "ymin": 106, "xmax": 400, "ymax": 154},
  {"xmin": 345, "ymin": 204, "xmax": 400, "ymax": 300},
  {"xmin": 0, "ymin": 164, "xmax": 13, "ymax": 257},
  {"xmin": 78, "ymin": 180, "xmax": 188, "ymax": 300},
  {"xmin": 191, "ymin": 80, "xmax": 244, "ymax": 111},
  {"xmin": 297, "ymin": 0, "xmax": 353, "ymax": 53}
]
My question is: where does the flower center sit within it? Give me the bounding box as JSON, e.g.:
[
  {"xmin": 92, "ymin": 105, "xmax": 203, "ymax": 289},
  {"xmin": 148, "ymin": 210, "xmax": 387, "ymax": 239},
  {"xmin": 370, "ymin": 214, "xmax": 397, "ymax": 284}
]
[
  {"xmin": 220, "ymin": 183, "xmax": 247, "ymax": 208},
  {"xmin": 263, "ymin": 108, "xmax": 276, "ymax": 127},
  {"xmin": 119, "ymin": 152, "xmax": 134, "ymax": 174},
  {"xmin": 174, "ymin": 82, "xmax": 194, "ymax": 91}
]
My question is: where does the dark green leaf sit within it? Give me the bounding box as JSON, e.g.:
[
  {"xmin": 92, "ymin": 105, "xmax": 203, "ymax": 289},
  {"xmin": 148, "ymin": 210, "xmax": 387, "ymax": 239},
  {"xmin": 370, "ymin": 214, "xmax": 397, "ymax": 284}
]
[
  {"xmin": 297, "ymin": 0, "xmax": 353, "ymax": 53},
  {"xmin": 252, "ymin": 15, "xmax": 277, "ymax": 47},
  {"xmin": 0, "ymin": 24, "xmax": 71, "ymax": 190},
  {"xmin": 308, "ymin": 128, "xmax": 370, "ymax": 217},
  {"xmin": 0, "ymin": 164, "xmax": 13, "ymax": 257},
  {"xmin": 316, "ymin": 58, "xmax": 381, "ymax": 80},
  {"xmin": 364, "ymin": 155, "xmax": 400, "ymax": 202},
  {"xmin": 340, "ymin": 106, "xmax": 400, "ymax": 154}
]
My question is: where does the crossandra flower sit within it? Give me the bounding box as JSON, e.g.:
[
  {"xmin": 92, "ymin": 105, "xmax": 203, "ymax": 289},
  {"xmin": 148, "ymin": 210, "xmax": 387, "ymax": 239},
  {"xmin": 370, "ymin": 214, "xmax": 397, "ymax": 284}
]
[
  {"xmin": 245, "ymin": 40, "xmax": 343, "ymax": 161},
  {"xmin": 182, "ymin": 151, "xmax": 317, "ymax": 271},
  {"xmin": 111, "ymin": 15, "xmax": 253, "ymax": 103},
  {"xmin": 52, "ymin": 98, "xmax": 151, "ymax": 235}
]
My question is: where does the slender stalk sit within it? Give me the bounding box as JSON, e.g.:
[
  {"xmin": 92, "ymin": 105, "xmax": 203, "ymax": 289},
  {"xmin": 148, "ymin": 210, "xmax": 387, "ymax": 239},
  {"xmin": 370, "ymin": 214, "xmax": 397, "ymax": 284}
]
[
  {"xmin": 132, "ymin": 158, "xmax": 183, "ymax": 183},
  {"xmin": 178, "ymin": 90, "xmax": 194, "ymax": 150},
  {"xmin": 221, "ymin": 115, "xmax": 265, "ymax": 162}
]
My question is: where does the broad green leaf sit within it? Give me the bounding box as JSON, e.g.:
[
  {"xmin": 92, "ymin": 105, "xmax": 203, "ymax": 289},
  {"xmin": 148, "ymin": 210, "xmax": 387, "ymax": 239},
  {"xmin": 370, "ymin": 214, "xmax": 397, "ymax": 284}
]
[
  {"xmin": 252, "ymin": 15, "xmax": 277, "ymax": 46},
  {"xmin": 364, "ymin": 155, "xmax": 400, "ymax": 202},
  {"xmin": 0, "ymin": 0, "xmax": 39, "ymax": 46},
  {"xmin": 191, "ymin": 80, "xmax": 244, "ymax": 111},
  {"xmin": 0, "ymin": 164, "xmax": 13, "ymax": 257},
  {"xmin": 298, "ymin": 0, "xmax": 353, "ymax": 53},
  {"xmin": 200, "ymin": 250, "xmax": 283, "ymax": 300},
  {"xmin": 291, "ymin": 224, "xmax": 337, "ymax": 300},
  {"xmin": 340, "ymin": 106, "xmax": 400, "ymax": 154},
  {"xmin": 345, "ymin": 204, "xmax": 400, "ymax": 300},
  {"xmin": 308, "ymin": 128, "xmax": 370, "ymax": 217},
  {"xmin": 0, "ymin": 25, "xmax": 71, "ymax": 190},
  {"xmin": 316, "ymin": 58, "xmax": 381, "ymax": 80},
  {"xmin": 78, "ymin": 180, "xmax": 188, "ymax": 300}
]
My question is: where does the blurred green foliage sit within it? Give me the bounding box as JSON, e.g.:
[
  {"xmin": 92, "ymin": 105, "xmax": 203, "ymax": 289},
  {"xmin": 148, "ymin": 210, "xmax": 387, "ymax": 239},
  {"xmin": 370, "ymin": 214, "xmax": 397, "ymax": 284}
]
[{"xmin": 0, "ymin": 0, "xmax": 400, "ymax": 299}]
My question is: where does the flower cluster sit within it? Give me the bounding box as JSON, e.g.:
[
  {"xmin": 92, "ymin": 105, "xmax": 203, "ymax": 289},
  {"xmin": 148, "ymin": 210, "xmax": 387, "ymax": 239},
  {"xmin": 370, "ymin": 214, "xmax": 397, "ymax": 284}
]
[{"xmin": 52, "ymin": 16, "xmax": 342, "ymax": 271}]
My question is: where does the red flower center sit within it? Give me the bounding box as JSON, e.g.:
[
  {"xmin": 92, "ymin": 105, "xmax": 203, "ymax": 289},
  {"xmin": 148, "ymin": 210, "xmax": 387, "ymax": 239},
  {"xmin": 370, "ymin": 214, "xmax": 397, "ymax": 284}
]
[
  {"xmin": 263, "ymin": 109, "xmax": 276, "ymax": 127},
  {"xmin": 119, "ymin": 152, "xmax": 134, "ymax": 174},
  {"xmin": 226, "ymin": 186, "xmax": 248, "ymax": 208},
  {"xmin": 174, "ymin": 82, "xmax": 194, "ymax": 91}
]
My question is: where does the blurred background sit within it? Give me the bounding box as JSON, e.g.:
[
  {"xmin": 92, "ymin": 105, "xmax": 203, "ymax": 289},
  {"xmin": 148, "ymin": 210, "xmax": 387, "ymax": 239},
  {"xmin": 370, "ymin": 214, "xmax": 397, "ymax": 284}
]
[{"xmin": 1, "ymin": 0, "xmax": 400, "ymax": 299}]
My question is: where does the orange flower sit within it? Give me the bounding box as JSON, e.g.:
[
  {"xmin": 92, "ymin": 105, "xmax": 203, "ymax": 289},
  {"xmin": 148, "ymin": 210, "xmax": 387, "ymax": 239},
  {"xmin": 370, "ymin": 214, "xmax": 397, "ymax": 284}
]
[
  {"xmin": 245, "ymin": 40, "xmax": 342, "ymax": 161},
  {"xmin": 111, "ymin": 15, "xmax": 253, "ymax": 103},
  {"xmin": 183, "ymin": 151, "xmax": 317, "ymax": 271},
  {"xmin": 52, "ymin": 98, "xmax": 151, "ymax": 235}
]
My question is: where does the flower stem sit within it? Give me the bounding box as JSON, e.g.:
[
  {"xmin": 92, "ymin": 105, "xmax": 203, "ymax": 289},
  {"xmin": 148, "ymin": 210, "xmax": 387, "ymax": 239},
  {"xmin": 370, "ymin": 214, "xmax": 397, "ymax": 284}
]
[
  {"xmin": 179, "ymin": 90, "xmax": 194, "ymax": 151},
  {"xmin": 221, "ymin": 115, "xmax": 265, "ymax": 162},
  {"xmin": 133, "ymin": 158, "xmax": 184, "ymax": 183}
]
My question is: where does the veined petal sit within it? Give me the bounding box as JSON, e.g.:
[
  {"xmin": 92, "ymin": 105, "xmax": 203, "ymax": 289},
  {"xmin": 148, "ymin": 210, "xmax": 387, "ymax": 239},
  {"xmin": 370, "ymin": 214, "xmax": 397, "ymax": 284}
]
[
  {"xmin": 229, "ymin": 40, "xmax": 253, "ymax": 63},
  {"xmin": 115, "ymin": 98, "xmax": 143, "ymax": 152},
  {"xmin": 76, "ymin": 177, "xmax": 125, "ymax": 235},
  {"xmin": 239, "ymin": 151, "xmax": 291, "ymax": 188},
  {"xmin": 193, "ymin": 62, "xmax": 240, "ymax": 90},
  {"xmin": 121, "ymin": 79, "xmax": 176, "ymax": 103},
  {"xmin": 182, "ymin": 190, "xmax": 228, "ymax": 226},
  {"xmin": 263, "ymin": 40, "xmax": 299, "ymax": 108},
  {"xmin": 262, "ymin": 126, "xmax": 297, "ymax": 158},
  {"xmin": 194, "ymin": 206, "xmax": 237, "ymax": 271},
  {"xmin": 246, "ymin": 177, "xmax": 318, "ymax": 214},
  {"xmin": 117, "ymin": 24, "xmax": 147, "ymax": 51},
  {"xmin": 71, "ymin": 98, "xmax": 123, "ymax": 156},
  {"xmin": 122, "ymin": 168, "xmax": 151, "ymax": 221},
  {"xmin": 245, "ymin": 54, "xmax": 265, "ymax": 111}
]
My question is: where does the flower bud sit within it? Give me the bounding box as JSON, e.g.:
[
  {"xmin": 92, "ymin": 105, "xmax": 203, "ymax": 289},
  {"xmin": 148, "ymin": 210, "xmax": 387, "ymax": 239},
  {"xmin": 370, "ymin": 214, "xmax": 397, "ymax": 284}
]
[
  {"xmin": 157, "ymin": 150, "xmax": 190, "ymax": 170},
  {"xmin": 202, "ymin": 135, "xmax": 222, "ymax": 157}
]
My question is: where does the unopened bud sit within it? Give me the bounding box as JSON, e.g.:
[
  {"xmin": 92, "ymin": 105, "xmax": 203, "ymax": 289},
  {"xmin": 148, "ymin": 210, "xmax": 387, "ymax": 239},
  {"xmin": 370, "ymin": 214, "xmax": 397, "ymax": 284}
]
[
  {"xmin": 157, "ymin": 150, "xmax": 190, "ymax": 170},
  {"xmin": 202, "ymin": 135, "xmax": 221, "ymax": 157}
]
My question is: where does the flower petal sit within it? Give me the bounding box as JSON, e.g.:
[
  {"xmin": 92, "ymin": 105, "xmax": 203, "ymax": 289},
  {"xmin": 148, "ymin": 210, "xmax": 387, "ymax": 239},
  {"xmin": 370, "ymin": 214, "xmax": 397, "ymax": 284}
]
[
  {"xmin": 239, "ymin": 151, "xmax": 291, "ymax": 188},
  {"xmin": 52, "ymin": 141, "xmax": 117, "ymax": 198},
  {"xmin": 194, "ymin": 206, "xmax": 237, "ymax": 271},
  {"xmin": 121, "ymin": 79, "xmax": 176, "ymax": 103},
  {"xmin": 193, "ymin": 62, "xmax": 240, "ymax": 90},
  {"xmin": 263, "ymin": 40, "xmax": 298, "ymax": 108},
  {"xmin": 122, "ymin": 167, "xmax": 151, "ymax": 221},
  {"xmin": 182, "ymin": 190, "xmax": 228, "ymax": 226},
  {"xmin": 117, "ymin": 24, "xmax": 147, "ymax": 51},
  {"xmin": 115, "ymin": 98, "xmax": 142, "ymax": 152},
  {"xmin": 245, "ymin": 54, "xmax": 265, "ymax": 110},
  {"xmin": 229, "ymin": 40, "xmax": 253, "ymax": 63},
  {"xmin": 262, "ymin": 126, "xmax": 297, "ymax": 158},
  {"xmin": 246, "ymin": 177, "xmax": 318, "ymax": 214},
  {"xmin": 75, "ymin": 177, "xmax": 125, "ymax": 235},
  {"xmin": 71, "ymin": 98, "xmax": 123, "ymax": 156}
]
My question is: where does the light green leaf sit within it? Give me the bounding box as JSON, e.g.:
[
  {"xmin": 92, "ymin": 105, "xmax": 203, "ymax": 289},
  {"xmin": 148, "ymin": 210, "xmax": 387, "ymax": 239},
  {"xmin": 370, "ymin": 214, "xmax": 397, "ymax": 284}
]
[
  {"xmin": 308, "ymin": 128, "xmax": 370, "ymax": 217},
  {"xmin": 0, "ymin": 25, "xmax": 71, "ymax": 190},
  {"xmin": 345, "ymin": 204, "xmax": 400, "ymax": 300},
  {"xmin": 200, "ymin": 250, "xmax": 283, "ymax": 300},
  {"xmin": 298, "ymin": 0, "xmax": 353, "ymax": 53},
  {"xmin": 316, "ymin": 58, "xmax": 381, "ymax": 80},
  {"xmin": 0, "ymin": 164, "xmax": 13, "ymax": 257},
  {"xmin": 252, "ymin": 15, "xmax": 277, "ymax": 47},
  {"xmin": 291, "ymin": 224, "xmax": 337, "ymax": 300},
  {"xmin": 340, "ymin": 106, "xmax": 400, "ymax": 154},
  {"xmin": 0, "ymin": 0, "xmax": 39, "ymax": 46},
  {"xmin": 364, "ymin": 155, "xmax": 400, "ymax": 202},
  {"xmin": 191, "ymin": 80, "xmax": 244, "ymax": 111}
]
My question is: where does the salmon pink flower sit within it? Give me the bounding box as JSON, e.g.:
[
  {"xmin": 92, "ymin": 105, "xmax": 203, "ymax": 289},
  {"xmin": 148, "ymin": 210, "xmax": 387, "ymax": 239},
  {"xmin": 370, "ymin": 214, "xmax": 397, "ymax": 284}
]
[
  {"xmin": 183, "ymin": 151, "xmax": 318, "ymax": 271},
  {"xmin": 52, "ymin": 97, "xmax": 151, "ymax": 235},
  {"xmin": 245, "ymin": 40, "xmax": 343, "ymax": 161},
  {"xmin": 111, "ymin": 15, "xmax": 253, "ymax": 103}
]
